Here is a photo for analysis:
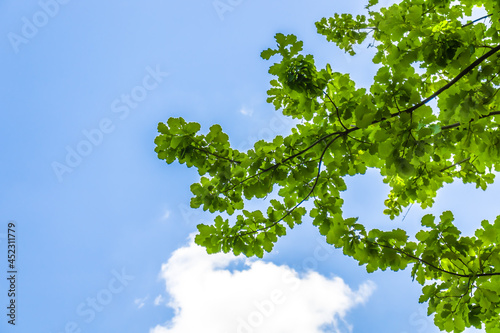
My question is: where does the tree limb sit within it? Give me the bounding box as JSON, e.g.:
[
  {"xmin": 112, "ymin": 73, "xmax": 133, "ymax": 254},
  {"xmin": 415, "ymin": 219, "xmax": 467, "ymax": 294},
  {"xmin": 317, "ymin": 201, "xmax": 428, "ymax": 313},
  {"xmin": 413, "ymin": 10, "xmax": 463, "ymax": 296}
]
[
  {"xmin": 376, "ymin": 242, "xmax": 500, "ymax": 278},
  {"xmin": 233, "ymin": 134, "xmax": 342, "ymax": 237}
]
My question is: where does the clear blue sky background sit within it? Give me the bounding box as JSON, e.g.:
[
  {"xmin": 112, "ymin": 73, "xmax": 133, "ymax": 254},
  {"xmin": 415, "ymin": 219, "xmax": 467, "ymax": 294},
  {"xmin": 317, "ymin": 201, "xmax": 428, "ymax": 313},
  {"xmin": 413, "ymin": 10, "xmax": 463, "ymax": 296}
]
[{"xmin": 0, "ymin": 1, "xmax": 497, "ymax": 332}]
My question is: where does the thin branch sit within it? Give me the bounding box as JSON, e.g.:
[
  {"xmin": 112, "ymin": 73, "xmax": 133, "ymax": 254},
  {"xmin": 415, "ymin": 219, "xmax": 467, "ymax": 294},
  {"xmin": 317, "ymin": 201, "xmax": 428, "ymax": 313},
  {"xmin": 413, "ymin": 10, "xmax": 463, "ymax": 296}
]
[
  {"xmin": 220, "ymin": 129, "xmax": 351, "ymax": 193},
  {"xmin": 208, "ymin": 45, "xmax": 500, "ymax": 203},
  {"xmin": 220, "ymin": 104, "xmax": 499, "ymax": 194},
  {"xmin": 319, "ymin": 44, "xmax": 500, "ymax": 140},
  {"xmin": 441, "ymin": 111, "xmax": 500, "ymax": 130},
  {"xmin": 376, "ymin": 242, "xmax": 500, "ymax": 278},
  {"xmin": 191, "ymin": 146, "xmax": 240, "ymax": 165},
  {"xmin": 234, "ymin": 134, "xmax": 342, "ymax": 237},
  {"xmin": 440, "ymin": 158, "xmax": 471, "ymax": 172},
  {"xmin": 321, "ymin": 86, "xmax": 370, "ymax": 143},
  {"xmin": 189, "ymin": 136, "xmax": 242, "ymax": 164},
  {"xmin": 376, "ymin": 242, "xmax": 470, "ymax": 277},
  {"xmin": 390, "ymin": 44, "xmax": 500, "ymax": 118},
  {"xmin": 322, "ymin": 90, "xmax": 349, "ymax": 131},
  {"xmin": 439, "ymin": 235, "xmax": 470, "ymax": 273}
]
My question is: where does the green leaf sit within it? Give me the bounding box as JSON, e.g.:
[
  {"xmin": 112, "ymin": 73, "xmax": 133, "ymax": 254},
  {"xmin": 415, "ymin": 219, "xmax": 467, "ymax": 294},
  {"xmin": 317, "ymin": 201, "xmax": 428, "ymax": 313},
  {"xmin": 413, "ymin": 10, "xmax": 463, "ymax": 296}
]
[
  {"xmin": 185, "ymin": 122, "xmax": 201, "ymax": 134},
  {"xmin": 170, "ymin": 136, "xmax": 184, "ymax": 149},
  {"xmin": 421, "ymin": 214, "xmax": 436, "ymax": 228}
]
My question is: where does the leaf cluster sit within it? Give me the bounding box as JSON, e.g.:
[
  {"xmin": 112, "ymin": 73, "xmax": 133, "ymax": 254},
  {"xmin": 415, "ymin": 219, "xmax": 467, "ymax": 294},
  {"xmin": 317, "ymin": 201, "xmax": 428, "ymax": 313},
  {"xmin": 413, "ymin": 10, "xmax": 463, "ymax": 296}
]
[{"xmin": 156, "ymin": 0, "xmax": 500, "ymax": 331}]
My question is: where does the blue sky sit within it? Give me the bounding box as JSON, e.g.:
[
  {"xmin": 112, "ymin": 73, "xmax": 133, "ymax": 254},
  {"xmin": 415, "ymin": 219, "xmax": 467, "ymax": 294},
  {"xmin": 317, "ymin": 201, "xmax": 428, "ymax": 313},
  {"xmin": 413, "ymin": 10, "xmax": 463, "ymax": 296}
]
[{"xmin": 0, "ymin": 1, "xmax": 497, "ymax": 332}]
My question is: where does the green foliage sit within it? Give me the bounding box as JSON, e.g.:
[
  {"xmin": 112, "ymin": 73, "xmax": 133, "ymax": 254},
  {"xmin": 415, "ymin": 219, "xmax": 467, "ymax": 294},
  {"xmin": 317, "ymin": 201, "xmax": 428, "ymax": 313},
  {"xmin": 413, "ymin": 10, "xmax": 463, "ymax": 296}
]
[{"xmin": 155, "ymin": 0, "xmax": 500, "ymax": 331}]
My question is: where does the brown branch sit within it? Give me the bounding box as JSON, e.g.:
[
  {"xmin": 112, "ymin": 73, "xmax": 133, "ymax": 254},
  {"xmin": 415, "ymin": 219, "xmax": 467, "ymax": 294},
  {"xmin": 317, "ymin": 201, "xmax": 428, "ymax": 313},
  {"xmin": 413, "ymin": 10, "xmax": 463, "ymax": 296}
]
[
  {"xmin": 440, "ymin": 158, "xmax": 471, "ymax": 172},
  {"xmin": 220, "ymin": 129, "xmax": 352, "ymax": 193},
  {"xmin": 322, "ymin": 90, "xmax": 349, "ymax": 131},
  {"xmin": 265, "ymin": 45, "xmax": 498, "ymax": 173},
  {"xmin": 211, "ymin": 45, "xmax": 500, "ymax": 199},
  {"xmin": 376, "ymin": 242, "xmax": 500, "ymax": 278},
  {"xmin": 376, "ymin": 242, "xmax": 469, "ymax": 277},
  {"xmin": 439, "ymin": 235, "xmax": 470, "ymax": 274},
  {"xmin": 319, "ymin": 44, "xmax": 500, "ymax": 139},
  {"xmin": 191, "ymin": 146, "xmax": 241, "ymax": 165},
  {"xmin": 234, "ymin": 134, "xmax": 342, "ymax": 237},
  {"xmin": 390, "ymin": 44, "xmax": 500, "ymax": 118},
  {"xmin": 440, "ymin": 111, "xmax": 500, "ymax": 130},
  {"xmin": 188, "ymin": 136, "xmax": 242, "ymax": 165}
]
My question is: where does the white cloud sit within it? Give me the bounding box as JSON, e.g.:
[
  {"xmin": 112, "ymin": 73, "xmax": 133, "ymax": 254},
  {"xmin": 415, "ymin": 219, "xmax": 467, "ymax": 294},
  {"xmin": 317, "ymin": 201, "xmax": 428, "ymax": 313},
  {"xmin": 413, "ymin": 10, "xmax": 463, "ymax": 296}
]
[
  {"xmin": 154, "ymin": 294, "xmax": 165, "ymax": 306},
  {"xmin": 150, "ymin": 239, "xmax": 375, "ymax": 333},
  {"xmin": 162, "ymin": 210, "xmax": 171, "ymax": 221},
  {"xmin": 135, "ymin": 295, "xmax": 149, "ymax": 309},
  {"xmin": 240, "ymin": 107, "xmax": 254, "ymax": 116}
]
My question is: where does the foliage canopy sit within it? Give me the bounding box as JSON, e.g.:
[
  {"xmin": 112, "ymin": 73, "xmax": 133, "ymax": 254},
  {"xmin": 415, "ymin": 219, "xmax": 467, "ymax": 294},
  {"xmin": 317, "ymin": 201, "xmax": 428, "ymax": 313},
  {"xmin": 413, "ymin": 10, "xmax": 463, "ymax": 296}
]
[{"xmin": 155, "ymin": 0, "xmax": 500, "ymax": 331}]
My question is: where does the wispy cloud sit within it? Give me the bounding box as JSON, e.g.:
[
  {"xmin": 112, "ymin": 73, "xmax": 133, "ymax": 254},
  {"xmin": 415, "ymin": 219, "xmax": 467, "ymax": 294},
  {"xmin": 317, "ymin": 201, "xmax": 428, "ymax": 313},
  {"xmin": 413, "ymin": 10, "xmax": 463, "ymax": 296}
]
[
  {"xmin": 161, "ymin": 210, "xmax": 171, "ymax": 221},
  {"xmin": 240, "ymin": 107, "xmax": 254, "ymax": 116},
  {"xmin": 134, "ymin": 295, "xmax": 149, "ymax": 309},
  {"xmin": 154, "ymin": 295, "xmax": 165, "ymax": 306},
  {"xmin": 150, "ymin": 239, "xmax": 375, "ymax": 333}
]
